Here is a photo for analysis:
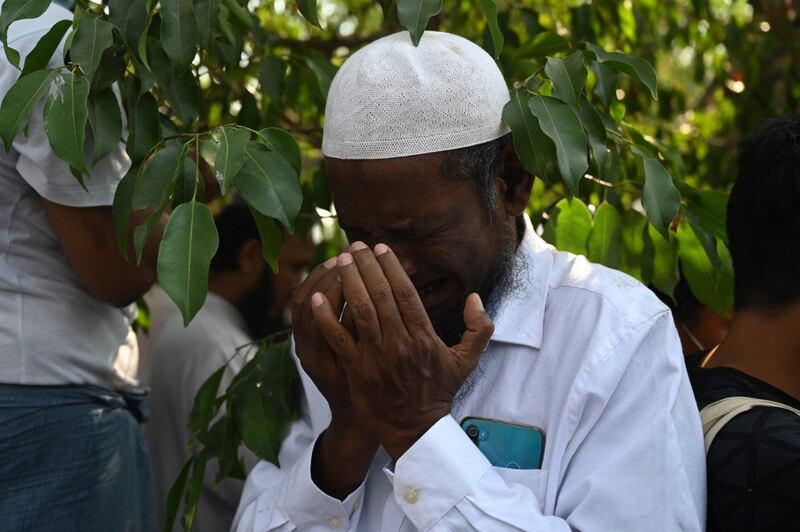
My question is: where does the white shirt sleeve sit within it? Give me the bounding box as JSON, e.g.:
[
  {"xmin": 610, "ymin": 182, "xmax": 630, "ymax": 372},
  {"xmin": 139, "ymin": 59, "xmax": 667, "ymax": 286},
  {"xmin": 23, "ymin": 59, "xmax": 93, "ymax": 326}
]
[
  {"xmin": 233, "ymin": 359, "xmax": 367, "ymax": 531},
  {"xmin": 384, "ymin": 311, "xmax": 706, "ymax": 531}
]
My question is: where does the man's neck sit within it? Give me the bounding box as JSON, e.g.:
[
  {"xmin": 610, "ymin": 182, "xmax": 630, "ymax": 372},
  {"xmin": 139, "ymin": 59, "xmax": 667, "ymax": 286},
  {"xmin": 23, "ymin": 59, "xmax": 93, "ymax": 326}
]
[{"xmin": 708, "ymin": 303, "xmax": 800, "ymax": 401}]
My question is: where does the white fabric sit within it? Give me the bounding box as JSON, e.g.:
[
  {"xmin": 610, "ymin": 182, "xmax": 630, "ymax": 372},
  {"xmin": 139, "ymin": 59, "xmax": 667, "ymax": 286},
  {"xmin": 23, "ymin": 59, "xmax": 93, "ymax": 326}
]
[
  {"xmin": 322, "ymin": 31, "xmax": 510, "ymax": 160},
  {"xmin": 233, "ymin": 223, "xmax": 707, "ymax": 531},
  {"xmin": 143, "ymin": 288, "xmax": 258, "ymax": 532},
  {"xmin": 0, "ymin": 4, "xmax": 137, "ymax": 389},
  {"xmin": 700, "ymin": 396, "xmax": 800, "ymax": 453}
]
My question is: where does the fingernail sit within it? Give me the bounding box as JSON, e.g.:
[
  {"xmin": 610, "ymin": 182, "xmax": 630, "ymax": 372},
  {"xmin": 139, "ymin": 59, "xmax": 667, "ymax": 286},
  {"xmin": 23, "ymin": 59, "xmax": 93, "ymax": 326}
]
[
  {"xmin": 311, "ymin": 292, "xmax": 324, "ymax": 307},
  {"xmin": 472, "ymin": 293, "xmax": 484, "ymax": 310},
  {"xmin": 323, "ymin": 257, "xmax": 337, "ymax": 269},
  {"xmin": 338, "ymin": 252, "xmax": 353, "ymax": 266},
  {"xmin": 374, "ymin": 243, "xmax": 389, "ymax": 256},
  {"xmin": 350, "ymin": 241, "xmax": 368, "ymax": 252}
]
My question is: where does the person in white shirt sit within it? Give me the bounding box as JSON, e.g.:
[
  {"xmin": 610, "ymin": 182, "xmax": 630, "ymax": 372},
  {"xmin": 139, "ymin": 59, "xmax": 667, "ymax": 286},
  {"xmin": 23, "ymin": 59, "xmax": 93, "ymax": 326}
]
[
  {"xmin": 144, "ymin": 203, "xmax": 311, "ymax": 532},
  {"xmin": 0, "ymin": 3, "xmax": 165, "ymax": 531},
  {"xmin": 234, "ymin": 31, "xmax": 706, "ymax": 531}
]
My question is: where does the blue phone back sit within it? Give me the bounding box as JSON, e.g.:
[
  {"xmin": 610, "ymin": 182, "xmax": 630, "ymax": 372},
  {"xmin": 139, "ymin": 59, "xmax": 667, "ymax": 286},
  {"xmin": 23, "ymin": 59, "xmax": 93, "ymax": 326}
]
[{"xmin": 460, "ymin": 417, "xmax": 545, "ymax": 469}]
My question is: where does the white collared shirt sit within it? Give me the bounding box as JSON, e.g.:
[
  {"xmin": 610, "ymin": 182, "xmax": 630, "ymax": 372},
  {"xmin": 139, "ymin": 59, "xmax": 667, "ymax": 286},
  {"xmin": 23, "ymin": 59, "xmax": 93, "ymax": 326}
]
[{"xmin": 233, "ymin": 224, "xmax": 706, "ymax": 531}]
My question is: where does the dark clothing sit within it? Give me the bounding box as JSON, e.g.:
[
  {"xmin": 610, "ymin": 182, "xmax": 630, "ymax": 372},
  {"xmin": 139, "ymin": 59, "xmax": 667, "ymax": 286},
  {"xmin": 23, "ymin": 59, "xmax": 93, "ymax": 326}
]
[
  {"xmin": 0, "ymin": 384, "xmax": 153, "ymax": 532},
  {"xmin": 687, "ymin": 354, "xmax": 800, "ymax": 532}
]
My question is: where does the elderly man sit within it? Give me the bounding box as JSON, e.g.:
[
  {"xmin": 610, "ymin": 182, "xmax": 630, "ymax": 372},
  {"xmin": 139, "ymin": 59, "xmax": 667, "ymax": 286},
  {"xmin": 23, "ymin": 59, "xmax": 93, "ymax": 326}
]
[{"xmin": 235, "ymin": 31, "xmax": 705, "ymax": 531}]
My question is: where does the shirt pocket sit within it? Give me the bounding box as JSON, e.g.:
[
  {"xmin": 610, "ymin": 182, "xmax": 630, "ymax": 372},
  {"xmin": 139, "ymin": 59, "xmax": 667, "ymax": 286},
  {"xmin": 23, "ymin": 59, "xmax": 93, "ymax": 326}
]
[{"xmin": 492, "ymin": 467, "xmax": 549, "ymax": 512}]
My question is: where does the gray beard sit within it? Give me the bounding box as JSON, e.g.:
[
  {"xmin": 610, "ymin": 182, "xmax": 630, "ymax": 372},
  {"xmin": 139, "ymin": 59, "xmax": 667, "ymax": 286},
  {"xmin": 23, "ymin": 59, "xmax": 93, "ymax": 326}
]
[{"xmin": 447, "ymin": 233, "xmax": 530, "ymax": 414}]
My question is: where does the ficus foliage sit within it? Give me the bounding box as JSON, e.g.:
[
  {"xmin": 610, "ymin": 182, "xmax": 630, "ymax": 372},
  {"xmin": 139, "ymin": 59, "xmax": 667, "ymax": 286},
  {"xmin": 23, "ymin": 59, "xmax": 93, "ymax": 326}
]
[{"xmin": 0, "ymin": 0, "xmax": 780, "ymax": 529}]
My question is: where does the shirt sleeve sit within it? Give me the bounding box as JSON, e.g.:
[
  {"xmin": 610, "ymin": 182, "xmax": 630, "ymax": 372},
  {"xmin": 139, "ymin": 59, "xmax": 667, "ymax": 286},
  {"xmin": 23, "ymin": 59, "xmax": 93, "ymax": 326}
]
[
  {"xmin": 1, "ymin": 15, "xmax": 131, "ymax": 208},
  {"xmin": 385, "ymin": 311, "xmax": 707, "ymax": 531},
  {"xmin": 232, "ymin": 355, "xmax": 367, "ymax": 531}
]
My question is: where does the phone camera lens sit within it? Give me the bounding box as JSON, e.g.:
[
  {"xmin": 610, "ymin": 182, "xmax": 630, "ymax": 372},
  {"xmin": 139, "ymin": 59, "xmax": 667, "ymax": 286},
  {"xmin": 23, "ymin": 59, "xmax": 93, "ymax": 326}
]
[{"xmin": 466, "ymin": 425, "xmax": 479, "ymax": 444}]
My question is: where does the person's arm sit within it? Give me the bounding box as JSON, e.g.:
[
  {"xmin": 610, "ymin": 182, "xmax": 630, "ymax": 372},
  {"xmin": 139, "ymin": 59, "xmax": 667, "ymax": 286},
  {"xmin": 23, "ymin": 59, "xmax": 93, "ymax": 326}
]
[
  {"xmin": 385, "ymin": 311, "xmax": 706, "ymax": 531},
  {"xmin": 233, "ymin": 355, "xmax": 370, "ymax": 531},
  {"xmin": 43, "ymin": 201, "xmax": 166, "ymax": 307}
]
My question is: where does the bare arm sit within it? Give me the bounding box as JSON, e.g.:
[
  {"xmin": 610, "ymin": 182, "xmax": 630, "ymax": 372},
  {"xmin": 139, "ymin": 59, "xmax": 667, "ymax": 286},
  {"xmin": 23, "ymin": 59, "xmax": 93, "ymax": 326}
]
[{"xmin": 43, "ymin": 200, "xmax": 167, "ymax": 307}]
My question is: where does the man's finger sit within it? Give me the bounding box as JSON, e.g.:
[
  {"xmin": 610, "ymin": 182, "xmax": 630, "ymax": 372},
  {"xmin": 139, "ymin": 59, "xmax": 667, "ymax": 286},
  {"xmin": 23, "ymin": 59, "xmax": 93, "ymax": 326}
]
[
  {"xmin": 453, "ymin": 293, "xmax": 494, "ymax": 364},
  {"xmin": 311, "ymin": 292, "xmax": 358, "ymax": 363},
  {"xmin": 373, "ymin": 243, "xmax": 433, "ymax": 334},
  {"xmin": 350, "ymin": 242, "xmax": 407, "ymax": 336},
  {"xmin": 292, "ymin": 257, "xmax": 337, "ymax": 314},
  {"xmin": 337, "ymin": 251, "xmax": 383, "ymax": 343}
]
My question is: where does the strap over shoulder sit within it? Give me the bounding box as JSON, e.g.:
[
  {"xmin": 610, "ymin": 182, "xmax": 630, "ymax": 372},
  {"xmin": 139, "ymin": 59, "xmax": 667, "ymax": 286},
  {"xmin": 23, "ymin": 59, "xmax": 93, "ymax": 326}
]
[{"xmin": 700, "ymin": 396, "xmax": 800, "ymax": 453}]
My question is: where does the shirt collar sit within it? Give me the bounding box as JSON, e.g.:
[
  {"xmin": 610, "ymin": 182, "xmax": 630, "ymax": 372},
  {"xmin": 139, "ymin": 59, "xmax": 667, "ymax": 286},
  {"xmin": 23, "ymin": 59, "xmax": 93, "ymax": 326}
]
[{"xmin": 488, "ymin": 216, "xmax": 553, "ymax": 350}]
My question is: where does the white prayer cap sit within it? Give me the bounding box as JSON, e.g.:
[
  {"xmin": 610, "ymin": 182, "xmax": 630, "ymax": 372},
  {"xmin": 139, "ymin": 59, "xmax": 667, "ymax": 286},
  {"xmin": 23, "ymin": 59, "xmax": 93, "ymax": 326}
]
[{"xmin": 322, "ymin": 31, "xmax": 510, "ymax": 160}]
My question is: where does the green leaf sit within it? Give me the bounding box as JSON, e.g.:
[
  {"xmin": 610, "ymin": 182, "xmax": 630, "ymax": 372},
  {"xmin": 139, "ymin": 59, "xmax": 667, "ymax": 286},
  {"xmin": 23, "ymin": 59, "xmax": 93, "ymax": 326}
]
[
  {"xmin": 305, "ymin": 57, "xmax": 337, "ymax": 99},
  {"xmin": 296, "ymin": 0, "xmax": 321, "ymax": 28},
  {"xmin": 0, "ymin": 68, "xmax": 58, "ymax": 152},
  {"xmin": 587, "ymin": 201, "xmax": 623, "ymax": 268},
  {"xmin": 647, "ymin": 223, "xmax": 679, "ymax": 298},
  {"xmin": 236, "ymin": 142, "xmax": 303, "ymax": 230},
  {"xmin": 631, "ymin": 146, "xmax": 680, "ymax": 239},
  {"xmin": 162, "ymin": 70, "xmax": 200, "ymax": 125},
  {"xmin": 477, "ymin": 0, "xmax": 503, "ymax": 57},
  {"xmin": 257, "ymin": 128, "xmax": 302, "ymax": 175},
  {"xmin": 545, "ymin": 52, "xmax": 587, "ymax": 106},
  {"xmin": 677, "ymin": 220, "xmax": 733, "ymax": 316},
  {"xmin": 108, "ymin": 0, "xmax": 149, "ymax": 65},
  {"xmin": 552, "ymin": 197, "xmax": 592, "ymax": 255},
  {"xmin": 20, "ymin": 19, "xmax": 70, "ymax": 76},
  {"xmin": 126, "ymin": 90, "xmax": 160, "ymax": 164},
  {"xmin": 377, "ymin": 0, "xmax": 395, "ymax": 16},
  {"xmin": 70, "ymin": 15, "xmax": 114, "ymax": 82},
  {"xmin": 590, "ymin": 61, "xmax": 618, "ymax": 108},
  {"xmin": 207, "ymin": 126, "xmax": 250, "ymax": 194},
  {"xmin": 683, "ymin": 189, "xmax": 728, "ymax": 244},
  {"xmin": 194, "ymin": 0, "xmax": 220, "ymax": 49},
  {"xmin": 575, "ymin": 98, "xmax": 608, "ymax": 175},
  {"xmin": 181, "ymin": 449, "xmax": 209, "ymax": 531},
  {"xmin": 0, "ymin": 0, "xmax": 51, "ymax": 68},
  {"xmin": 188, "ymin": 364, "xmax": 225, "ymax": 434},
  {"xmin": 620, "ymin": 210, "xmax": 647, "ymax": 282},
  {"xmin": 527, "ymin": 94, "xmax": 588, "ymax": 194},
  {"xmin": 160, "ymin": 0, "xmax": 197, "ymax": 72},
  {"xmin": 43, "ymin": 72, "xmax": 90, "ymax": 179},
  {"xmin": 132, "ymin": 142, "xmax": 183, "ymax": 212},
  {"xmin": 586, "ymin": 43, "xmax": 658, "ymax": 100},
  {"xmin": 250, "ymin": 207, "xmax": 283, "ymax": 272},
  {"xmin": 259, "ymin": 56, "xmax": 284, "ymax": 103},
  {"xmin": 164, "ymin": 458, "xmax": 193, "ymax": 532},
  {"xmin": 172, "ymin": 155, "xmax": 203, "ymax": 207},
  {"xmin": 157, "ymin": 200, "xmax": 219, "ymax": 325},
  {"xmin": 502, "ymin": 91, "xmax": 557, "ymax": 182},
  {"xmin": 514, "ymin": 32, "xmax": 569, "ymax": 61},
  {"xmin": 221, "ymin": 0, "xmax": 253, "ymax": 29},
  {"xmin": 88, "ymin": 88, "xmax": 122, "ymax": 166},
  {"xmin": 233, "ymin": 375, "xmax": 283, "ymax": 463},
  {"xmin": 112, "ymin": 163, "xmax": 142, "ymax": 260},
  {"xmin": 396, "ymin": 0, "xmax": 442, "ymax": 46}
]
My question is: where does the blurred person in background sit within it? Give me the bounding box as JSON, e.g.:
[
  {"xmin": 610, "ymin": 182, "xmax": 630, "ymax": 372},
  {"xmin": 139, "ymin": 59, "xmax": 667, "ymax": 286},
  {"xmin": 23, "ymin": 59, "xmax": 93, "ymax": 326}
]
[
  {"xmin": 0, "ymin": 3, "xmax": 164, "ymax": 531},
  {"xmin": 687, "ymin": 117, "xmax": 800, "ymax": 532},
  {"xmin": 143, "ymin": 201, "xmax": 312, "ymax": 532}
]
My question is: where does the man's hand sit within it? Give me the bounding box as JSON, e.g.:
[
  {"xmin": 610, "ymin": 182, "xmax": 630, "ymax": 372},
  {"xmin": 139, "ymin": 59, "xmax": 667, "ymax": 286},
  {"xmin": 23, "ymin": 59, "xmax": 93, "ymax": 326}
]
[
  {"xmin": 310, "ymin": 242, "xmax": 494, "ymax": 459},
  {"xmin": 291, "ymin": 256, "xmax": 378, "ymax": 499}
]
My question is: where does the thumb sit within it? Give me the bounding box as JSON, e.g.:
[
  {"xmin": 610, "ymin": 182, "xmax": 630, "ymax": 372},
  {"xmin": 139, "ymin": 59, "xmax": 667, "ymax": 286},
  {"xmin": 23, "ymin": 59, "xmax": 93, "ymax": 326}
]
[{"xmin": 453, "ymin": 293, "xmax": 494, "ymax": 363}]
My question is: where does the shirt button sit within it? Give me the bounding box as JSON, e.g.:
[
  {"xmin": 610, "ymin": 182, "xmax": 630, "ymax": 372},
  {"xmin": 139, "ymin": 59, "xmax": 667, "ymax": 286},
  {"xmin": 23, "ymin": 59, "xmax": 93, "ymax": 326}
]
[
  {"xmin": 404, "ymin": 488, "xmax": 419, "ymax": 504},
  {"xmin": 327, "ymin": 516, "xmax": 343, "ymax": 528}
]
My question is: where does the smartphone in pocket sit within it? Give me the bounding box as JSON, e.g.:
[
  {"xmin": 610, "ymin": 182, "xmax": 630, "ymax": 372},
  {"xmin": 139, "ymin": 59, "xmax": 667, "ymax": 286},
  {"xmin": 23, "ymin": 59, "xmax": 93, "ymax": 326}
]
[{"xmin": 460, "ymin": 417, "xmax": 545, "ymax": 470}]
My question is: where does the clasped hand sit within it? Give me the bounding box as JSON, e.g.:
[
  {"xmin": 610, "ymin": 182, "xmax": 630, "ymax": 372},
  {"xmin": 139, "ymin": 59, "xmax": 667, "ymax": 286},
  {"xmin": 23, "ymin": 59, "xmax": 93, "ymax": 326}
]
[{"xmin": 292, "ymin": 241, "xmax": 494, "ymax": 460}]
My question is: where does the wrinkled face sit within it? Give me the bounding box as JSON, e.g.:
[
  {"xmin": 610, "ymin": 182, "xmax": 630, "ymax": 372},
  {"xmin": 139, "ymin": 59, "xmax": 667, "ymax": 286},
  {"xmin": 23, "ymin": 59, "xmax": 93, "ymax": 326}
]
[{"xmin": 326, "ymin": 152, "xmax": 519, "ymax": 344}]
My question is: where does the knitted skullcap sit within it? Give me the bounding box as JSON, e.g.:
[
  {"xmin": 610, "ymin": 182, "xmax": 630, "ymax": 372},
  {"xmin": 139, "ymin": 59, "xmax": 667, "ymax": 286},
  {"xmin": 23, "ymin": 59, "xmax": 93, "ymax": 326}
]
[{"xmin": 322, "ymin": 31, "xmax": 510, "ymax": 160}]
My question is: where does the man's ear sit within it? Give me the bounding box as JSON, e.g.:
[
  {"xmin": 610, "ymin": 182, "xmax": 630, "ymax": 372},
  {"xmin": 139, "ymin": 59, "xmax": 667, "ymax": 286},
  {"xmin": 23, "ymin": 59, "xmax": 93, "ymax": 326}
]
[
  {"xmin": 237, "ymin": 238, "xmax": 266, "ymax": 277},
  {"xmin": 497, "ymin": 140, "xmax": 534, "ymax": 217}
]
